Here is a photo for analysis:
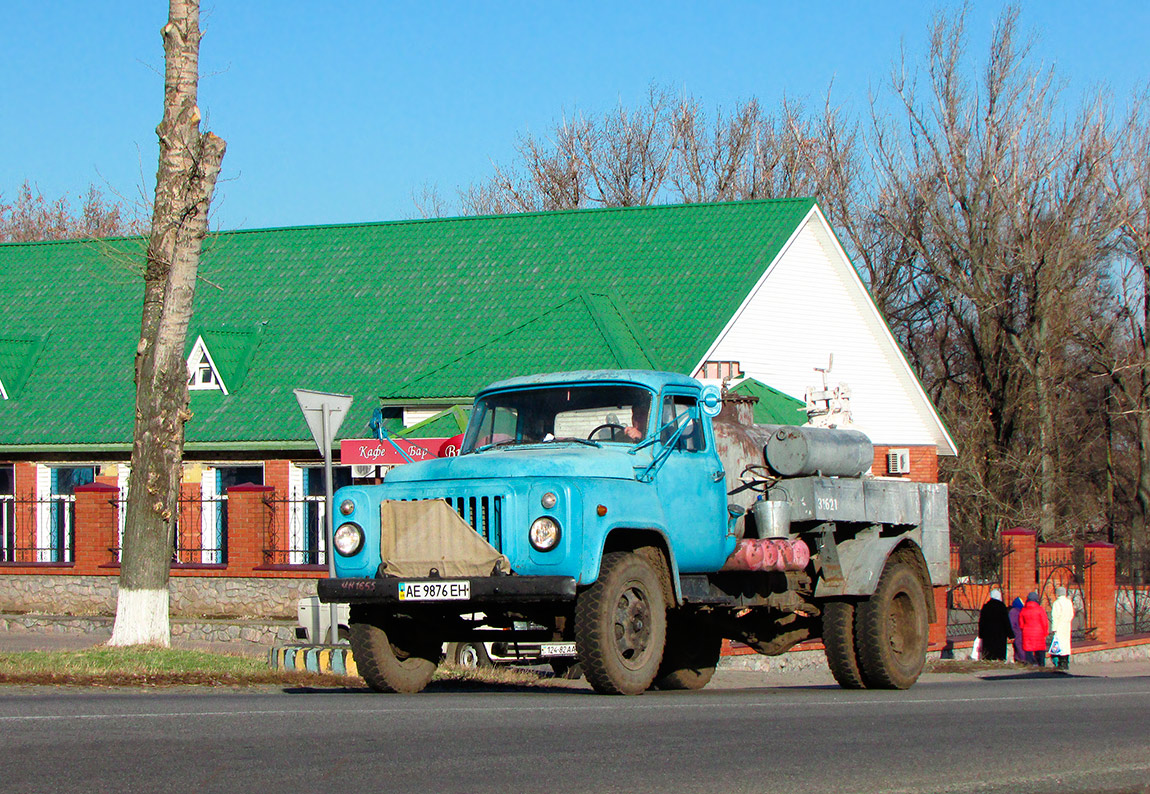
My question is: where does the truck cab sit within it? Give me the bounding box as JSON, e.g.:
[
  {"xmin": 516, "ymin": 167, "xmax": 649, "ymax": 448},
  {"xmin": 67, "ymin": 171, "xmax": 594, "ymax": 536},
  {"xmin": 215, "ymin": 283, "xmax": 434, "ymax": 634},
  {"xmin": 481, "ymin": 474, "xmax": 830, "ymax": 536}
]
[{"xmin": 329, "ymin": 370, "xmax": 731, "ymax": 587}]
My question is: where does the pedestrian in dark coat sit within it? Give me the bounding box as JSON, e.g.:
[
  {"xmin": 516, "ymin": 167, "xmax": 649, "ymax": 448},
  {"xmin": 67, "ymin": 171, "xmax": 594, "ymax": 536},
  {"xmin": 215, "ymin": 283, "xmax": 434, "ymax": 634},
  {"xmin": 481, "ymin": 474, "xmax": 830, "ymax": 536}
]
[
  {"xmin": 1018, "ymin": 591, "xmax": 1050, "ymax": 667},
  {"xmin": 977, "ymin": 588, "xmax": 1013, "ymax": 660},
  {"xmin": 1008, "ymin": 596, "xmax": 1029, "ymax": 664}
]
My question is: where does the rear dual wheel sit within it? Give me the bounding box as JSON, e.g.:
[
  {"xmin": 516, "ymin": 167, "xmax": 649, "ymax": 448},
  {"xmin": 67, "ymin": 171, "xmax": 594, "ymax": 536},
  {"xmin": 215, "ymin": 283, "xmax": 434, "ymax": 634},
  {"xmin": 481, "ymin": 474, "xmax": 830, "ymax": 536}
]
[
  {"xmin": 821, "ymin": 556, "xmax": 930, "ymax": 691},
  {"xmin": 652, "ymin": 612, "xmax": 721, "ymax": 691}
]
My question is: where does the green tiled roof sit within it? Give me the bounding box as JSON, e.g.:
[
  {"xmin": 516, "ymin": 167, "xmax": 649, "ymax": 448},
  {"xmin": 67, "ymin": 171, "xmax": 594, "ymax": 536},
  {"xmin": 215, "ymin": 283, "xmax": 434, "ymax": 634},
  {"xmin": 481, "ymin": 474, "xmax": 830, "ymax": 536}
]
[
  {"xmin": 729, "ymin": 378, "xmax": 807, "ymax": 426},
  {"xmin": 0, "ymin": 335, "xmax": 46, "ymax": 400},
  {"xmin": 0, "ymin": 199, "xmax": 815, "ymax": 450}
]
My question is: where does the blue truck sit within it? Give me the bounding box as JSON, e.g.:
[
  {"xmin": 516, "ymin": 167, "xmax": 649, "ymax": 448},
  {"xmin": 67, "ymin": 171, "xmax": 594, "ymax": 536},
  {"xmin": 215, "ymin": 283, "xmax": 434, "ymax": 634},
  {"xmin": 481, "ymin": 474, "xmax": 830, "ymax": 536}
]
[{"xmin": 318, "ymin": 370, "xmax": 949, "ymax": 695}]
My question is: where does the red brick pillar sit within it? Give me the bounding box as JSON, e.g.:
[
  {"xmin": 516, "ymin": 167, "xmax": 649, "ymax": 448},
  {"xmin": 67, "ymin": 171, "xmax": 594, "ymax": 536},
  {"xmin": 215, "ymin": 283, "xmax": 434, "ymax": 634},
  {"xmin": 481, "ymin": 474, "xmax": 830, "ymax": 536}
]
[
  {"xmin": 73, "ymin": 482, "xmax": 119, "ymax": 573},
  {"xmin": 1001, "ymin": 528, "xmax": 1036, "ymax": 604},
  {"xmin": 950, "ymin": 543, "xmax": 961, "ymax": 578},
  {"xmin": 1084, "ymin": 542, "xmax": 1117, "ymax": 644},
  {"xmin": 226, "ymin": 484, "xmax": 274, "ymax": 574},
  {"xmin": 1038, "ymin": 542, "xmax": 1074, "ymax": 604},
  {"xmin": 264, "ymin": 461, "xmax": 291, "ymax": 565},
  {"xmin": 930, "ymin": 586, "xmax": 948, "ymax": 646},
  {"xmin": 13, "ymin": 461, "xmax": 38, "ymax": 562}
]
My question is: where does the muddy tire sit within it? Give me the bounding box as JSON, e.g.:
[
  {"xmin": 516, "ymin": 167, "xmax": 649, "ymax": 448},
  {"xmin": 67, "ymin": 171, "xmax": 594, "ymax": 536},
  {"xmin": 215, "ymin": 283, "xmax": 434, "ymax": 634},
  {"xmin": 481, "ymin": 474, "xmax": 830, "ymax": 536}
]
[
  {"xmin": 822, "ymin": 600, "xmax": 866, "ymax": 689},
  {"xmin": 349, "ymin": 613, "xmax": 440, "ymax": 693},
  {"xmin": 854, "ymin": 559, "xmax": 929, "ymax": 690},
  {"xmin": 652, "ymin": 612, "xmax": 721, "ymax": 691},
  {"xmin": 575, "ymin": 551, "xmax": 667, "ymax": 695}
]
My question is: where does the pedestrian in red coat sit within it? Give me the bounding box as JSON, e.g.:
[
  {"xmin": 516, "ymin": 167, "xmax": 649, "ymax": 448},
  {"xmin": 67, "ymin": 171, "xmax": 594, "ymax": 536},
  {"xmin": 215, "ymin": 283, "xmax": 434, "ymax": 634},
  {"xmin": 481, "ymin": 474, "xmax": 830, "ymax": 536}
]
[{"xmin": 1017, "ymin": 591, "xmax": 1049, "ymax": 667}]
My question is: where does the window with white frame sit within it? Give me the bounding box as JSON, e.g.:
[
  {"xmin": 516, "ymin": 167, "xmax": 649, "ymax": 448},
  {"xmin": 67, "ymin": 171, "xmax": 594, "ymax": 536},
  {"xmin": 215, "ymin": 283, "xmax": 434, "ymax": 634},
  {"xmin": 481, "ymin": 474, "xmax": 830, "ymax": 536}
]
[{"xmin": 1, "ymin": 465, "xmax": 14, "ymax": 562}]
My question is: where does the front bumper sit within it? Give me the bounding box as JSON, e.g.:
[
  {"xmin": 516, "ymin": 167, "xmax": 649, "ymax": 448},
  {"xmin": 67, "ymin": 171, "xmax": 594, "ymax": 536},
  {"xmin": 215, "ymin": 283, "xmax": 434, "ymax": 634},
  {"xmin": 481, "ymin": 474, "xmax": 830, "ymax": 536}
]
[{"xmin": 317, "ymin": 575, "xmax": 577, "ymax": 606}]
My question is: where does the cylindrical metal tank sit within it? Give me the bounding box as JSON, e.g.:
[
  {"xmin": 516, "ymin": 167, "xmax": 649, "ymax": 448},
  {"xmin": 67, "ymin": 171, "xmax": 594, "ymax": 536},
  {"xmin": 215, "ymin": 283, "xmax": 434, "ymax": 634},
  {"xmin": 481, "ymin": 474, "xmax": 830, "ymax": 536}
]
[{"xmin": 764, "ymin": 425, "xmax": 873, "ymax": 478}]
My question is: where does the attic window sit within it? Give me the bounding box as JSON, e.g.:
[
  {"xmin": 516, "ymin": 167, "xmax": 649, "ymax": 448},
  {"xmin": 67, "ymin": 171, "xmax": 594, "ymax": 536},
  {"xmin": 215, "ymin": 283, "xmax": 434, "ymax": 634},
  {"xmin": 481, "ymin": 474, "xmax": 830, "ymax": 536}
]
[{"xmin": 186, "ymin": 337, "xmax": 226, "ymax": 394}]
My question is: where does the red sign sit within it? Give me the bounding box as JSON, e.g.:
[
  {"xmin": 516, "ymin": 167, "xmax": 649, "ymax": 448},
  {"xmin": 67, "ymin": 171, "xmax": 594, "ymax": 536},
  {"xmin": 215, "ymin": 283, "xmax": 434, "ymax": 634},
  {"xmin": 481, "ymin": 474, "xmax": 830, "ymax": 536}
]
[
  {"xmin": 438, "ymin": 434, "xmax": 465, "ymax": 458},
  {"xmin": 340, "ymin": 438, "xmax": 446, "ymax": 466}
]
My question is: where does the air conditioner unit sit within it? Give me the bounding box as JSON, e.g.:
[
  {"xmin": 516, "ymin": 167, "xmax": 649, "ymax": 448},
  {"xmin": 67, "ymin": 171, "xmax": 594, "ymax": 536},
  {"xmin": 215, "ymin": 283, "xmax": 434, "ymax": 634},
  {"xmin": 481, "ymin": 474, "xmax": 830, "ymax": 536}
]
[
  {"xmin": 886, "ymin": 449, "xmax": 911, "ymax": 475},
  {"xmin": 351, "ymin": 464, "xmax": 377, "ymax": 479}
]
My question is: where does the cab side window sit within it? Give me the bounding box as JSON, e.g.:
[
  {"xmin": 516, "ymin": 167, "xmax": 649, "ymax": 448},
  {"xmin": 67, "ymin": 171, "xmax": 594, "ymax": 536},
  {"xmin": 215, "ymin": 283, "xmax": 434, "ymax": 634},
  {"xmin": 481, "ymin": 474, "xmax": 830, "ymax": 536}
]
[{"xmin": 660, "ymin": 395, "xmax": 705, "ymax": 452}]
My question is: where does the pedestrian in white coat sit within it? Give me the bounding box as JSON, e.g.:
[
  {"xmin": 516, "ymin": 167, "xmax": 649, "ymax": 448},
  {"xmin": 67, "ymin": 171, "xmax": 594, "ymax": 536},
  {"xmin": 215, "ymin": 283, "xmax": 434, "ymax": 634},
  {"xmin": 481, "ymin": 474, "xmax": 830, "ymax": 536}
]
[{"xmin": 1050, "ymin": 587, "xmax": 1074, "ymax": 671}]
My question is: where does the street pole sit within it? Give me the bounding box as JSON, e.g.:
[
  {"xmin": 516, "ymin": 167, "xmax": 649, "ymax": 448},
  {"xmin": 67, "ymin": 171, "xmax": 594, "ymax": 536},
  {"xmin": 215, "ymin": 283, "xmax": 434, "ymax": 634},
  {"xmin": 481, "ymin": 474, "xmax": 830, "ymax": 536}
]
[{"xmin": 293, "ymin": 389, "xmax": 353, "ymax": 645}]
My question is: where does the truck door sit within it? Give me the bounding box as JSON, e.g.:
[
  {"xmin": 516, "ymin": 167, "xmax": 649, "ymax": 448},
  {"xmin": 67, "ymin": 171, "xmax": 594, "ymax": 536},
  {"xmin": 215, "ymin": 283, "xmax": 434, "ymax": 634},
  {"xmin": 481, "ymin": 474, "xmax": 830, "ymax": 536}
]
[{"xmin": 653, "ymin": 392, "xmax": 730, "ymax": 572}]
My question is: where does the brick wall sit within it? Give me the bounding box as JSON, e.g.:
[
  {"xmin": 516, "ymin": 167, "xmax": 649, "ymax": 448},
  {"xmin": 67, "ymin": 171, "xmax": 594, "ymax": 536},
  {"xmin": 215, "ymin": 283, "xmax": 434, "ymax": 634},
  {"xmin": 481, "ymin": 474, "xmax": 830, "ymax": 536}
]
[{"xmin": 870, "ymin": 445, "xmax": 938, "ymax": 482}]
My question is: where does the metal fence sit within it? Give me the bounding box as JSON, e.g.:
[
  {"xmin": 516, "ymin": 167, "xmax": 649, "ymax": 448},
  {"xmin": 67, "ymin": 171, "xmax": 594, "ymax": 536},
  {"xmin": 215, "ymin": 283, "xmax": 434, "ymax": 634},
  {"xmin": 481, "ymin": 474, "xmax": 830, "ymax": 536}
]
[
  {"xmin": 0, "ymin": 495, "xmax": 75, "ymax": 563},
  {"xmin": 1036, "ymin": 549, "xmax": 1095, "ymax": 642},
  {"xmin": 114, "ymin": 495, "xmax": 228, "ymax": 564},
  {"xmin": 946, "ymin": 539, "xmax": 1005, "ymax": 639},
  {"xmin": 262, "ymin": 495, "xmax": 326, "ymax": 566}
]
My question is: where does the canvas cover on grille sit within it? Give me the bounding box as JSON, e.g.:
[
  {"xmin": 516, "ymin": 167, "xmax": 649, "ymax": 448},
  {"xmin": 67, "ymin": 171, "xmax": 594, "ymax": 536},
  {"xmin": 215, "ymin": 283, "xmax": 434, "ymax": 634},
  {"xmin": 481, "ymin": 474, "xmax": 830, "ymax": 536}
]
[{"xmin": 378, "ymin": 499, "xmax": 511, "ymax": 577}]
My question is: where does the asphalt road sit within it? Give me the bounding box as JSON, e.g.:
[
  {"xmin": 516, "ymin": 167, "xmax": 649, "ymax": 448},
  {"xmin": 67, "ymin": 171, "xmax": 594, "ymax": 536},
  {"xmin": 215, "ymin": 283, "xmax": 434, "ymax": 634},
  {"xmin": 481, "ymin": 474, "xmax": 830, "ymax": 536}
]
[{"xmin": 0, "ymin": 670, "xmax": 1148, "ymax": 794}]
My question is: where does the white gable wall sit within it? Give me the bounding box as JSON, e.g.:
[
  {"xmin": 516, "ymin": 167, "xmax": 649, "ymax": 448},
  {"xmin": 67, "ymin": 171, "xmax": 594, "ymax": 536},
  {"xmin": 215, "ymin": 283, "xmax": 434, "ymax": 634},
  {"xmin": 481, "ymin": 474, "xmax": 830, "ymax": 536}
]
[{"xmin": 698, "ymin": 209, "xmax": 956, "ymax": 455}]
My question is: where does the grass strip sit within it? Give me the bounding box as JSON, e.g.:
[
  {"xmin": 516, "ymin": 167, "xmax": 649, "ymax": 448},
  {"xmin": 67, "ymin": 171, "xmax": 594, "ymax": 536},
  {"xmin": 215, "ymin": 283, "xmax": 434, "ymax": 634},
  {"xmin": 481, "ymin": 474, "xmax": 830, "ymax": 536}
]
[{"xmin": 0, "ymin": 647, "xmax": 356, "ymax": 688}]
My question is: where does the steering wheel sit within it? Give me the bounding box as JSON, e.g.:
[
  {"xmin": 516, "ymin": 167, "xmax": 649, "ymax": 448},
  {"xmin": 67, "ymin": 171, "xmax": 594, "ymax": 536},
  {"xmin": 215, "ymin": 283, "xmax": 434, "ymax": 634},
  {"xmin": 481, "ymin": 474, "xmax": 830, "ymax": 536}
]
[{"xmin": 587, "ymin": 423, "xmax": 627, "ymax": 442}]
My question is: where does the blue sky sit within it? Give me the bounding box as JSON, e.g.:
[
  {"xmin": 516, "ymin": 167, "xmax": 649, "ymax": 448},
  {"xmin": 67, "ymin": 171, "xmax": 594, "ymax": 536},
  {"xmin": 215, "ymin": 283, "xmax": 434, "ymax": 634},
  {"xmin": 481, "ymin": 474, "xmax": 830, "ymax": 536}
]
[{"xmin": 1, "ymin": 1, "xmax": 1146, "ymax": 231}]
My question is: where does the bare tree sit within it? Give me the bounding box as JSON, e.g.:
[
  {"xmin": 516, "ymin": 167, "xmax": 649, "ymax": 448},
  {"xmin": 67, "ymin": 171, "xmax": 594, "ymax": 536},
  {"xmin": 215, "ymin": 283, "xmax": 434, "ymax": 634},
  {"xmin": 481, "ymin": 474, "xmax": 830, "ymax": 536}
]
[
  {"xmin": 0, "ymin": 181, "xmax": 140, "ymax": 242},
  {"xmin": 109, "ymin": 0, "xmax": 226, "ymax": 646},
  {"xmin": 870, "ymin": 7, "xmax": 1118, "ymax": 541}
]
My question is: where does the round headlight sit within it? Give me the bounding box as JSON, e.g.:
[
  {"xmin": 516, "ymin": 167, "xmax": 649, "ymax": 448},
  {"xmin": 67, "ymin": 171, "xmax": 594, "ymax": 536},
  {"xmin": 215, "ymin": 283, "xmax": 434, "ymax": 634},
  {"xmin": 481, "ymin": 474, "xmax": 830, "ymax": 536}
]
[
  {"xmin": 333, "ymin": 522, "xmax": 364, "ymax": 556},
  {"xmin": 339, "ymin": 499, "xmax": 356, "ymax": 516},
  {"xmin": 529, "ymin": 516, "xmax": 561, "ymax": 551},
  {"xmin": 541, "ymin": 491, "xmax": 558, "ymax": 509}
]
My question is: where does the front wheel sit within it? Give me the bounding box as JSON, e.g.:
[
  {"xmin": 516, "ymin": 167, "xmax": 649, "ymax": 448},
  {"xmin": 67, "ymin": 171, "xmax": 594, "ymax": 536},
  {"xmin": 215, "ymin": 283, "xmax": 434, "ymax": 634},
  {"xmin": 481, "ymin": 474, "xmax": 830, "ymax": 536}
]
[
  {"xmin": 575, "ymin": 550, "xmax": 667, "ymax": 695},
  {"xmin": 854, "ymin": 557, "xmax": 930, "ymax": 690},
  {"xmin": 349, "ymin": 611, "xmax": 440, "ymax": 693}
]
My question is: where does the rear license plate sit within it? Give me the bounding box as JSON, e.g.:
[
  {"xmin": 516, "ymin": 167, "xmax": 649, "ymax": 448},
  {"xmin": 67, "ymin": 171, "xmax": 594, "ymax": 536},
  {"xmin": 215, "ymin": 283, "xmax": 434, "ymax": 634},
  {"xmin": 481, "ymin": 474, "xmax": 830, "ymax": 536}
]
[
  {"xmin": 539, "ymin": 642, "xmax": 576, "ymax": 657},
  {"xmin": 398, "ymin": 580, "xmax": 471, "ymax": 601}
]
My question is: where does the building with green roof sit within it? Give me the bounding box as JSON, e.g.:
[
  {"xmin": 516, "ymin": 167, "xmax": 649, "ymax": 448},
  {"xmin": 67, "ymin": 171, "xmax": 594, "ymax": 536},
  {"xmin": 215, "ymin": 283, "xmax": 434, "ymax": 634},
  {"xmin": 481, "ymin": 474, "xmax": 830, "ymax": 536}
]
[{"xmin": 0, "ymin": 199, "xmax": 953, "ymax": 599}]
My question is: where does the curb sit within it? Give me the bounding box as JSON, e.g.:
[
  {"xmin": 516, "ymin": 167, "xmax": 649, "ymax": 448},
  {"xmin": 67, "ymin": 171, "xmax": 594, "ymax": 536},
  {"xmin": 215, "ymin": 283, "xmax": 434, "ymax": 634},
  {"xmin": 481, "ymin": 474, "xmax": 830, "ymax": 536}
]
[{"xmin": 270, "ymin": 644, "xmax": 358, "ymax": 677}]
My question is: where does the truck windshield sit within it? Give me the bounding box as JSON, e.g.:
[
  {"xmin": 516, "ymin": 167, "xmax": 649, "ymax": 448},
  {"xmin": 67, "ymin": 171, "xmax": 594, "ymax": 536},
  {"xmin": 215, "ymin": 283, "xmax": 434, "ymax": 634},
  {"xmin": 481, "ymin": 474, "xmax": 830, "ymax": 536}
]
[{"xmin": 462, "ymin": 384, "xmax": 655, "ymax": 453}]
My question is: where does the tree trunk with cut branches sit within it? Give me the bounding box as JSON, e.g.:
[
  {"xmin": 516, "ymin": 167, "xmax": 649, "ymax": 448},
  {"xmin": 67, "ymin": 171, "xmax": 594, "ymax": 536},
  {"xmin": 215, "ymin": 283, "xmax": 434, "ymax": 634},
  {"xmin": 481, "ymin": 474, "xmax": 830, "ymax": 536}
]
[{"xmin": 109, "ymin": 0, "xmax": 225, "ymax": 646}]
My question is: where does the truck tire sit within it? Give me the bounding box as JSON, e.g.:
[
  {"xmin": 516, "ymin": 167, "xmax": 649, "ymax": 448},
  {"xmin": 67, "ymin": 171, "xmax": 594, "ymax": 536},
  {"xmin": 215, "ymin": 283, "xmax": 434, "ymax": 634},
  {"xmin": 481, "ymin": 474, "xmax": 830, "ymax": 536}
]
[
  {"xmin": 854, "ymin": 558, "xmax": 929, "ymax": 690},
  {"xmin": 349, "ymin": 614, "xmax": 440, "ymax": 694},
  {"xmin": 446, "ymin": 641, "xmax": 492, "ymax": 669},
  {"xmin": 822, "ymin": 600, "xmax": 866, "ymax": 689},
  {"xmin": 575, "ymin": 550, "xmax": 667, "ymax": 695},
  {"xmin": 652, "ymin": 613, "xmax": 721, "ymax": 690}
]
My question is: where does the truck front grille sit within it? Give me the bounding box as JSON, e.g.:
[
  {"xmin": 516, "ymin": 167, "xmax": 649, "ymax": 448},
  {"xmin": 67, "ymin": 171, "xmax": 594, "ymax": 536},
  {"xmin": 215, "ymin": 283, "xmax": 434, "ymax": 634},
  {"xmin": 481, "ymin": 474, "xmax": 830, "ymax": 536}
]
[
  {"xmin": 444, "ymin": 495, "xmax": 503, "ymax": 549},
  {"xmin": 390, "ymin": 493, "xmax": 504, "ymax": 549}
]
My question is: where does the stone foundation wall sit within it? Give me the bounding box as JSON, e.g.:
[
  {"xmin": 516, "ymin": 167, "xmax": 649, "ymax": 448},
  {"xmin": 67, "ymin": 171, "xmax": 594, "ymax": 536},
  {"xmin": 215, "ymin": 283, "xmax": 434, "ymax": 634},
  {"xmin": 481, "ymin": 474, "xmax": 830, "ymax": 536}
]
[{"xmin": 0, "ymin": 575, "xmax": 317, "ymax": 619}]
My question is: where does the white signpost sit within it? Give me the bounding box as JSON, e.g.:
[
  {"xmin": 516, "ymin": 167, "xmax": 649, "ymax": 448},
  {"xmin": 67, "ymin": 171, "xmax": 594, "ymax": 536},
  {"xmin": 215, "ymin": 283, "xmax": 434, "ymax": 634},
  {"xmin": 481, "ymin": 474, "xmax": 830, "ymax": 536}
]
[{"xmin": 294, "ymin": 389, "xmax": 353, "ymax": 644}]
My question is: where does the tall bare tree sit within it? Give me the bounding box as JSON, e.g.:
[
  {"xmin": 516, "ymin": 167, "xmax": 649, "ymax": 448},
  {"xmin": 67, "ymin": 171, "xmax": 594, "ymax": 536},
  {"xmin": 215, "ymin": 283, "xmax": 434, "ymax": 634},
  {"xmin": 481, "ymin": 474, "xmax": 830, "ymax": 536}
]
[
  {"xmin": 109, "ymin": 0, "xmax": 226, "ymax": 646},
  {"xmin": 871, "ymin": 7, "xmax": 1118, "ymax": 541}
]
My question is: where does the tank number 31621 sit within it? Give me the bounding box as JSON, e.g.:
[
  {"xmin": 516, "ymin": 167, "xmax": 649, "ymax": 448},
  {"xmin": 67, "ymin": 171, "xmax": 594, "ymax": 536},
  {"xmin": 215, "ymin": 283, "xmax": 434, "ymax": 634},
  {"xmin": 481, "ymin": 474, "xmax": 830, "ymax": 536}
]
[{"xmin": 816, "ymin": 496, "xmax": 839, "ymax": 512}]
